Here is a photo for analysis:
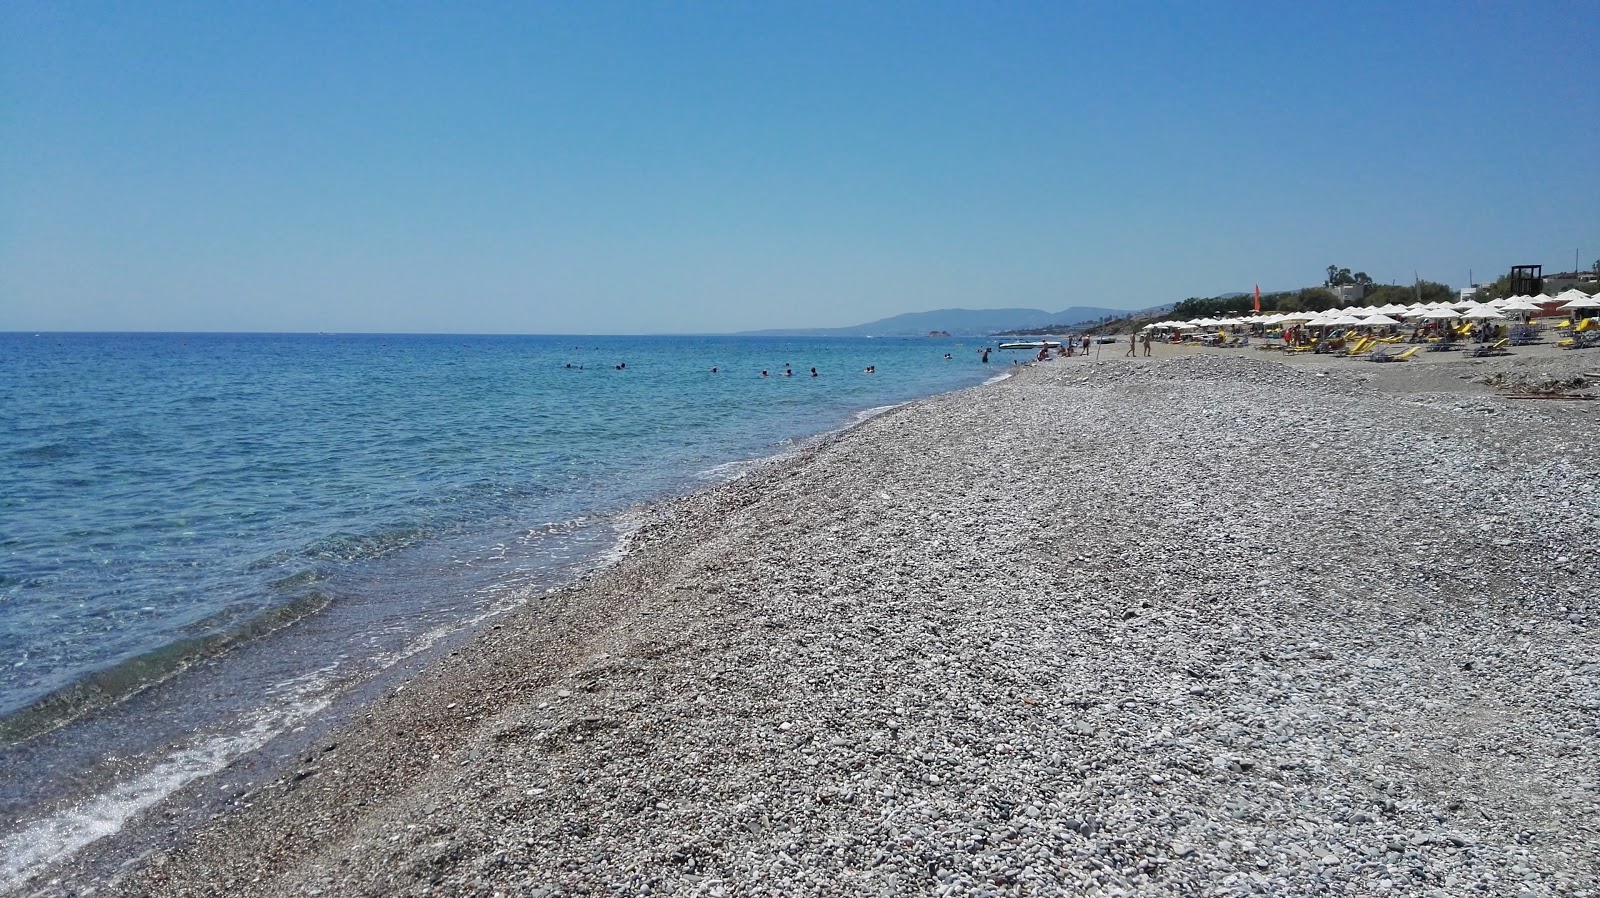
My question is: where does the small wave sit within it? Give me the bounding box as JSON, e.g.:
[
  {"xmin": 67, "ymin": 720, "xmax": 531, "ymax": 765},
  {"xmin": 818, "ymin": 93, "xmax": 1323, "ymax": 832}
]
[
  {"xmin": 0, "ymin": 594, "xmax": 331, "ymax": 745},
  {"xmin": 692, "ymin": 458, "xmax": 765, "ymax": 482},
  {"xmin": 0, "ymin": 689, "xmax": 331, "ymax": 892},
  {"xmin": 8, "ymin": 442, "xmax": 77, "ymax": 462},
  {"xmin": 268, "ymin": 568, "xmax": 326, "ymax": 591},
  {"xmin": 853, "ymin": 404, "xmax": 902, "ymax": 422},
  {"xmin": 301, "ymin": 526, "xmax": 431, "ymax": 563}
]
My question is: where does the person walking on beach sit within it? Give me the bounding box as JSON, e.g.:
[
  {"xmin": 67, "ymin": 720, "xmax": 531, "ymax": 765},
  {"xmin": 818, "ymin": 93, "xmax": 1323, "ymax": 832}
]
[
  {"xmin": 1141, "ymin": 331, "xmax": 1152, "ymax": 357},
  {"xmin": 1125, "ymin": 334, "xmax": 1136, "ymax": 357},
  {"xmin": 1081, "ymin": 335, "xmax": 1091, "ymax": 356}
]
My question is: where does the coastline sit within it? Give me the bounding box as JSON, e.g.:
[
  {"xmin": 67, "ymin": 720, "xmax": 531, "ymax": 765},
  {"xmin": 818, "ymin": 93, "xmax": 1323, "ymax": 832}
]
[{"xmin": 22, "ymin": 350, "xmax": 1600, "ymax": 896}]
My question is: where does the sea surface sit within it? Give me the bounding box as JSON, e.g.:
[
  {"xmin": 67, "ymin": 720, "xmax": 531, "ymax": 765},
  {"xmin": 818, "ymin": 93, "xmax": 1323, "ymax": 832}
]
[{"xmin": 0, "ymin": 331, "xmax": 1002, "ymax": 887}]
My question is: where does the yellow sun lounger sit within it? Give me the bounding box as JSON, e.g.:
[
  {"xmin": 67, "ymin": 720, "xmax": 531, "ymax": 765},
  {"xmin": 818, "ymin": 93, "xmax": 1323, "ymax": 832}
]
[{"xmin": 1371, "ymin": 345, "xmax": 1421, "ymax": 362}]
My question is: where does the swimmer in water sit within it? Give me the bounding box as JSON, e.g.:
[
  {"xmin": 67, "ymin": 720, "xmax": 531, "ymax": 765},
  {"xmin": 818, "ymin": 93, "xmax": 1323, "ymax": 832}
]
[
  {"xmin": 761, "ymin": 369, "xmax": 769, "ymax": 377},
  {"xmin": 784, "ymin": 367, "xmax": 793, "ymax": 377},
  {"xmin": 810, "ymin": 367, "xmax": 818, "ymax": 377},
  {"xmin": 711, "ymin": 366, "xmax": 718, "ymax": 373}
]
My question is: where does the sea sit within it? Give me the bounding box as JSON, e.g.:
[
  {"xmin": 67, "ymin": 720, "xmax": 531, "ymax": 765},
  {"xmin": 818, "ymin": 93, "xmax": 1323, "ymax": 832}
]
[{"xmin": 0, "ymin": 331, "xmax": 1007, "ymax": 887}]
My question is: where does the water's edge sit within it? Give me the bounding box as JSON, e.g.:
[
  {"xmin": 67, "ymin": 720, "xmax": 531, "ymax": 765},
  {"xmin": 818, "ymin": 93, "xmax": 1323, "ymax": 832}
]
[{"xmin": 1, "ymin": 370, "xmax": 1011, "ymax": 894}]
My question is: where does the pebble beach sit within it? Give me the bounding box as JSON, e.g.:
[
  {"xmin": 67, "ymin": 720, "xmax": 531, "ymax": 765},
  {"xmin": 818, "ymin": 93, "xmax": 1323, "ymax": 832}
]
[{"xmin": 29, "ymin": 348, "xmax": 1600, "ymax": 898}]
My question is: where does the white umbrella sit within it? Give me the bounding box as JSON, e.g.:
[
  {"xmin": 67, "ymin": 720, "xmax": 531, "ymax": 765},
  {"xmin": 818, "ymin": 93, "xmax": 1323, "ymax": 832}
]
[
  {"xmin": 1500, "ymin": 298, "xmax": 1542, "ymax": 313},
  {"xmin": 1422, "ymin": 308, "xmax": 1461, "ymax": 320},
  {"xmin": 1360, "ymin": 313, "xmax": 1403, "ymax": 326},
  {"xmin": 1322, "ymin": 314, "xmax": 1366, "ymax": 326},
  {"xmin": 1462, "ymin": 306, "xmax": 1507, "ymax": 320},
  {"xmin": 1558, "ymin": 294, "xmax": 1600, "ymax": 310},
  {"xmin": 1400, "ymin": 307, "xmax": 1432, "ymax": 318},
  {"xmin": 1170, "ymin": 321, "xmax": 1199, "ymax": 329}
]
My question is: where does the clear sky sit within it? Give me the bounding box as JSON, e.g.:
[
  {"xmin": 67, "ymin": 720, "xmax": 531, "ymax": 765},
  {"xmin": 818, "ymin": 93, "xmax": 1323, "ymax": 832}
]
[{"xmin": 3, "ymin": 2, "xmax": 1596, "ymax": 334}]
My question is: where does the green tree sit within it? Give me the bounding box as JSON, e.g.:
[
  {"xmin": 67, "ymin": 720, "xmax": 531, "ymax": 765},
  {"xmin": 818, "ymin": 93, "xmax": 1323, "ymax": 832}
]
[
  {"xmin": 1477, "ymin": 273, "xmax": 1514, "ymax": 301},
  {"xmin": 1297, "ymin": 287, "xmax": 1338, "ymax": 311}
]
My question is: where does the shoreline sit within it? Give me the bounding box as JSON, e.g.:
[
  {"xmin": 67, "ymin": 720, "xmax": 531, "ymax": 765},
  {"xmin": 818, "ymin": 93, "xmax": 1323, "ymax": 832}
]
[
  {"xmin": 19, "ymin": 351, "xmax": 1600, "ymax": 896},
  {"xmin": 0, "ymin": 372, "xmax": 1004, "ymax": 893}
]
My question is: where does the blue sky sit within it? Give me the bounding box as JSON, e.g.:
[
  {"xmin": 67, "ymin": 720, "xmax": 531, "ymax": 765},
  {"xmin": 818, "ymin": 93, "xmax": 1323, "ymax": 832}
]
[{"xmin": 3, "ymin": 1, "xmax": 1596, "ymax": 334}]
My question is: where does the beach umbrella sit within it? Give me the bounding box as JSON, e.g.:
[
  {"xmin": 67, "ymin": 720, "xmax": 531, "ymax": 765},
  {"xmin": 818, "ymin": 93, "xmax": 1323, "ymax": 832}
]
[
  {"xmin": 1399, "ymin": 307, "xmax": 1431, "ymax": 318},
  {"xmin": 1558, "ymin": 294, "xmax": 1600, "ymax": 310},
  {"xmin": 1462, "ymin": 306, "xmax": 1507, "ymax": 320},
  {"xmin": 1360, "ymin": 313, "xmax": 1402, "ymax": 326},
  {"xmin": 1421, "ymin": 308, "xmax": 1460, "ymax": 320},
  {"xmin": 1499, "ymin": 298, "xmax": 1542, "ymax": 313},
  {"xmin": 1322, "ymin": 314, "xmax": 1366, "ymax": 326}
]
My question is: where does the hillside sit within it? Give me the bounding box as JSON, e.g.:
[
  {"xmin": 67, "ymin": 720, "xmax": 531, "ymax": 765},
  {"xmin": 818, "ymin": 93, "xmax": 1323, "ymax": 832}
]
[{"xmin": 738, "ymin": 306, "xmax": 1126, "ymax": 337}]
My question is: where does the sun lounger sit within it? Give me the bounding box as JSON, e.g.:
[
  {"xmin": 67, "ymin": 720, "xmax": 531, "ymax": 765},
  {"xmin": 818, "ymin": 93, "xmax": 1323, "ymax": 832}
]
[
  {"xmin": 1371, "ymin": 346, "xmax": 1419, "ymax": 362},
  {"xmin": 1466, "ymin": 339, "xmax": 1510, "ymax": 358}
]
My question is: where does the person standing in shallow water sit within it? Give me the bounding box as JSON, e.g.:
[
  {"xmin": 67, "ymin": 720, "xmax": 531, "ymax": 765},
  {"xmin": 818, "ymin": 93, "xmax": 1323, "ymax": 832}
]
[{"xmin": 980, "ymin": 348, "xmax": 990, "ymax": 363}]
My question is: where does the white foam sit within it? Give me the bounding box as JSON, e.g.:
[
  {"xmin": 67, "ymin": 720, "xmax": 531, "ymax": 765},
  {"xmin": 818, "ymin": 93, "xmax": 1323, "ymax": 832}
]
[
  {"xmin": 0, "ymin": 693, "xmax": 329, "ymax": 893},
  {"xmin": 853, "ymin": 403, "xmax": 901, "ymax": 422},
  {"xmin": 692, "ymin": 458, "xmax": 765, "ymax": 482}
]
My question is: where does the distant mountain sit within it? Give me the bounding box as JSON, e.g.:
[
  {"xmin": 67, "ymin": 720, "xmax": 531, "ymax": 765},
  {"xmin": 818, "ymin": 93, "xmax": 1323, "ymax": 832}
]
[{"xmin": 739, "ymin": 306, "xmax": 1126, "ymax": 337}]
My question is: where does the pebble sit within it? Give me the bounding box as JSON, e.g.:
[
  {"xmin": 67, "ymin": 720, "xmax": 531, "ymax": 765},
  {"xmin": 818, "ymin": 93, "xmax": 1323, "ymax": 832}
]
[{"xmin": 65, "ymin": 354, "xmax": 1600, "ymax": 898}]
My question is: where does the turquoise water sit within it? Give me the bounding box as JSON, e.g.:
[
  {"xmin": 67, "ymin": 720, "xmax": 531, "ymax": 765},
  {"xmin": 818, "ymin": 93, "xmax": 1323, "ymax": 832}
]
[
  {"xmin": 0, "ymin": 332, "xmax": 1003, "ymax": 882},
  {"xmin": 0, "ymin": 332, "xmax": 995, "ymax": 724}
]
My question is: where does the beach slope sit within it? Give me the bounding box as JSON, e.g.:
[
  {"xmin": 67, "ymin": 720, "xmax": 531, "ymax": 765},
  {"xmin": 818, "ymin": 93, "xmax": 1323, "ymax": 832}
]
[{"xmin": 50, "ymin": 355, "xmax": 1600, "ymax": 897}]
